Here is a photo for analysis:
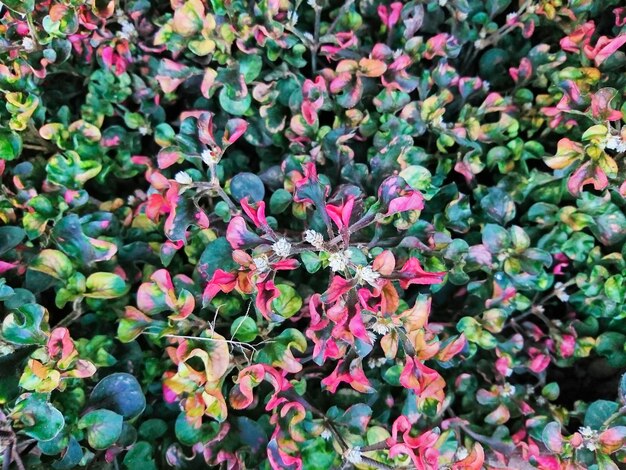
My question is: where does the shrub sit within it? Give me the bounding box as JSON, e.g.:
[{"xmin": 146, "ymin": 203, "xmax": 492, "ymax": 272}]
[{"xmin": 1, "ymin": 0, "xmax": 626, "ymax": 468}]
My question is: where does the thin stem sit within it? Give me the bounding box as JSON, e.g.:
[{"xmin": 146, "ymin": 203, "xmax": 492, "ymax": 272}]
[
  {"xmin": 56, "ymin": 298, "xmax": 83, "ymax": 328},
  {"xmin": 328, "ymin": 212, "xmax": 376, "ymax": 245},
  {"xmin": 603, "ymin": 405, "xmax": 626, "ymax": 427},
  {"xmin": 25, "ymin": 14, "xmax": 39, "ymax": 46},
  {"xmin": 311, "ymin": 2, "xmax": 322, "ymax": 74},
  {"xmin": 359, "ymin": 456, "xmax": 394, "ymax": 470},
  {"xmin": 327, "ymin": 0, "xmax": 355, "ymax": 34}
]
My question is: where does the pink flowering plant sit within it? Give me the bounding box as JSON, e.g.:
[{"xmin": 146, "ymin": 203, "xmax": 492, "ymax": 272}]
[{"xmin": 1, "ymin": 0, "xmax": 626, "ymax": 468}]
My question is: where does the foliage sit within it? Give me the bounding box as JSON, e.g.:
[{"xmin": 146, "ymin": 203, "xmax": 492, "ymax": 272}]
[{"xmin": 1, "ymin": 0, "xmax": 626, "ymax": 468}]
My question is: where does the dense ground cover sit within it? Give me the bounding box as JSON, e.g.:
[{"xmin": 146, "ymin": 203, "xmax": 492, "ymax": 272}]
[{"xmin": 1, "ymin": 0, "xmax": 626, "ymax": 468}]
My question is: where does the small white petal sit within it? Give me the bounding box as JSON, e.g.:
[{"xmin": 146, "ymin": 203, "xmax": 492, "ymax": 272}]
[
  {"xmin": 328, "ymin": 251, "xmax": 350, "ymax": 272},
  {"xmin": 355, "ymin": 265, "xmax": 380, "ymax": 287},
  {"xmin": 175, "ymin": 172, "xmax": 193, "ymax": 185},
  {"xmin": 272, "ymin": 238, "xmax": 292, "ymax": 258},
  {"xmin": 304, "ymin": 230, "xmax": 324, "ymax": 249},
  {"xmin": 22, "ymin": 38, "xmax": 35, "ymax": 51},
  {"xmin": 201, "ymin": 149, "xmax": 218, "ymax": 165},
  {"xmin": 345, "ymin": 447, "xmax": 363, "ymax": 464},
  {"xmin": 253, "ymin": 256, "xmax": 270, "ymax": 273}
]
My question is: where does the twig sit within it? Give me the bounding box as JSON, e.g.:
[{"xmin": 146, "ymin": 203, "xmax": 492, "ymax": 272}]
[
  {"xmin": 311, "ymin": 1, "xmax": 322, "ymax": 74},
  {"xmin": 56, "ymin": 298, "xmax": 83, "ymax": 328},
  {"xmin": 327, "ymin": 0, "xmax": 355, "ymax": 35}
]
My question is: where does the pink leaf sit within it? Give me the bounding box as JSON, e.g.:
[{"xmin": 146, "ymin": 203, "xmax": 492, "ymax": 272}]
[
  {"xmin": 223, "ymin": 118, "xmax": 248, "ymax": 146},
  {"xmin": 567, "ymin": 161, "xmax": 608, "ymax": 197},
  {"xmin": 398, "ymin": 258, "xmax": 446, "ymax": 288}
]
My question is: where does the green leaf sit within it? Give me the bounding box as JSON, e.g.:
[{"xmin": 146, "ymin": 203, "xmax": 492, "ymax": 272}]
[
  {"xmin": 123, "ymin": 441, "xmax": 157, "ymax": 470},
  {"xmin": 239, "ymin": 55, "xmax": 263, "ymax": 83},
  {"xmin": 197, "ymin": 237, "xmax": 236, "ymax": 282},
  {"xmin": 269, "ymin": 189, "xmax": 293, "ymax": 214},
  {"xmin": 0, "ymin": 0, "xmax": 35, "ymax": 14},
  {"xmin": 78, "ymin": 410, "xmax": 123, "ymax": 450},
  {"xmin": 584, "ymin": 400, "xmax": 619, "ymax": 429},
  {"xmin": 562, "ymin": 233, "xmax": 595, "ymax": 262},
  {"xmin": 219, "ymin": 87, "xmax": 251, "ymax": 116},
  {"xmin": 11, "ymin": 394, "xmax": 64, "ymax": 441},
  {"xmin": 271, "ymin": 284, "xmax": 303, "ymax": 320},
  {"xmin": 0, "ymin": 226, "xmax": 25, "ymax": 256},
  {"xmin": 596, "ymin": 333, "xmax": 626, "ymax": 368},
  {"xmin": 230, "ymin": 316, "xmax": 258, "ymax": 342},
  {"xmin": 256, "ymin": 328, "xmax": 307, "ymax": 373},
  {"xmin": 605, "ymin": 275, "xmax": 625, "ymax": 303},
  {"xmin": 89, "ymin": 373, "xmax": 146, "ymax": 419},
  {"xmin": 138, "ymin": 419, "xmax": 168, "ymax": 440},
  {"xmin": 482, "ymin": 224, "xmax": 511, "ymax": 253},
  {"xmin": 480, "ymin": 188, "xmax": 516, "ymax": 225},
  {"xmin": 29, "ymin": 249, "xmax": 74, "ymax": 280},
  {"xmin": 541, "ymin": 383, "xmax": 560, "ymax": 401},
  {"xmin": 4, "ymin": 288, "xmax": 36, "ymax": 310},
  {"xmin": 46, "ymin": 151, "xmax": 102, "ymax": 189},
  {"xmin": 300, "ymin": 251, "xmax": 321, "ymax": 273},
  {"xmin": 399, "ymin": 165, "xmax": 432, "ymax": 191},
  {"xmin": 84, "ymin": 273, "xmax": 129, "ymax": 299},
  {"xmin": 52, "ymin": 215, "xmax": 117, "ymax": 265},
  {"xmin": 175, "ymin": 412, "xmax": 206, "ymax": 446},
  {"xmin": 230, "ymin": 172, "xmax": 265, "ymax": 203},
  {"xmin": 51, "ymin": 437, "xmax": 83, "ymax": 470},
  {"xmin": 2, "ymin": 303, "xmax": 48, "ymax": 345}
]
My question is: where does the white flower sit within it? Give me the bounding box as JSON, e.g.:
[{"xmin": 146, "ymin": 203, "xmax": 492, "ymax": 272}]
[
  {"xmin": 201, "ymin": 148, "xmax": 219, "ymax": 165},
  {"xmin": 438, "ymin": 0, "xmax": 447, "ymax": 6},
  {"xmin": 368, "ymin": 357, "xmax": 387, "ymax": 368},
  {"xmin": 483, "ymin": 80, "xmax": 491, "ymax": 91},
  {"xmin": 22, "ymin": 37, "xmax": 35, "ymax": 51},
  {"xmin": 253, "ymin": 255, "xmax": 270, "ymax": 273},
  {"xmin": 370, "ymin": 320, "xmax": 390, "ymax": 336},
  {"xmin": 117, "ymin": 19, "xmax": 137, "ymax": 40},
  {"xmin": 328, "ymin": 250, "xmax": 350, "ymax": 272},
  {"xmin": 455, "ymin": 446, "xmax": 469, "ymax": 461},
  {"xmin": 174, "ymin": 171, "xmax": 193, "ymax": 185},
  {"xmin": 605, "ymin": 135, "xmax": 626, "ymax": 153},
  {"xmin": 304, "ymin": 230, "xmax": 324, "ymax": 249},
  {"xmin": 501, "ymin": 383, "xmax": 516, "ymax": 397},
  {"xmin": 506, "ymin": 12, "xmax": 518, "ymax": 23},
  {"xmin": 320, "ymin": 428, "xmax": 332, "ymax": 440},
  {"xmin": 474, "ymin": 39, "xmax": 486, "ymax": 50},
  {"xmin": 578, "ymin": 426, "xmax": 599, "ymax": 451},
  {"xmin": 355, "ymin": 265, "xmax": 380, "ymax": 287},
  {"xmin": 344, "ymin": 447, "xmax": 363, "ymax": 464},
  {"xmin": 121, "ymin": 21, "xmax": 136, "ymax": 36},
  {"xmin": 579, "ymin": 426, "xmax": 595, "ymax": 439},
  {"xmin": 272, "ymin": 238, "xmax": 292, "ymax": 258},
  {"xmin": 138, "ymin": 125, "xmax": 150, "ymax": 136},
  {"xmin": 554, "ymin": 282, "xmax": 570, "ymax": 302}
]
